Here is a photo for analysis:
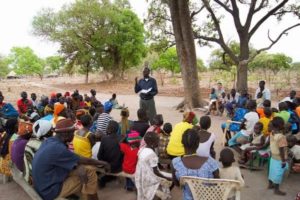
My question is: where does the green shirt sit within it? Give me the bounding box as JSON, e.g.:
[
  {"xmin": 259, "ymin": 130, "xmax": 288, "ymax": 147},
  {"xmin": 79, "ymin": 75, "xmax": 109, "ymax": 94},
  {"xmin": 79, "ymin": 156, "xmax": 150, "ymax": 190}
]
[{"xmin": 275, "ymin": 111, "xmax": 290, "ymax": 123}]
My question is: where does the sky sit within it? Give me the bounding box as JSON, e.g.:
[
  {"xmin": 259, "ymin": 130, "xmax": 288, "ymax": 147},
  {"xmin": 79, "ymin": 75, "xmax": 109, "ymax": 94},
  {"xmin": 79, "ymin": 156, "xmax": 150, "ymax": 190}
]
[{"xmin": 0, "ymin": 0, "xmax": 299, "ymax": 65}]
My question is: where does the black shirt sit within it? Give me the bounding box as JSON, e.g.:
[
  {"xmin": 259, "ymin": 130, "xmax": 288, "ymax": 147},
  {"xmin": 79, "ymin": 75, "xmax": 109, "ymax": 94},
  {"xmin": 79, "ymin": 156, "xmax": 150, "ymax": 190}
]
[
  {"xmin": 131, "ymin": 120, "xmax": 150, "ymax": 137},
  {"xmin": 134, "ymin": 77, "xmax": 158, "ymax": 100},
  {"xmin": 97, "ymin": 134, "xmax": 123, "ymax": 173}
]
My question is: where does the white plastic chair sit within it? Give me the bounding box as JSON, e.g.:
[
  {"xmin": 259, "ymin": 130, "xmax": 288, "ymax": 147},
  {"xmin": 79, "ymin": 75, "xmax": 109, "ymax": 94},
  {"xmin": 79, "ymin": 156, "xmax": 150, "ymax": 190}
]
[{"xmin": 180, "ymin": 176, "xmax": 241, "ymax": 200}]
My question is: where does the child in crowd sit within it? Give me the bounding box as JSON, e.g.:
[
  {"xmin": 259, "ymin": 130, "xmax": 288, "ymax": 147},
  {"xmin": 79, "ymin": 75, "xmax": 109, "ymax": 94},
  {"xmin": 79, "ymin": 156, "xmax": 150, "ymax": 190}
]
[
  {"xmin": 110, "ymin": 93, "xmax": 123, "ymax": 109},
  {"xmin": 135, "ymin": 132, "xmax": 172, "ymax": 200},
  {"xmin": 239, "ymin": 122, "xmax": 268, "ymax": 164},
  {"xmin": 73, "ymin": 114, "xmax": 101, "ymax": 158},
  {"xmin": 98, "ymin": 120, "xmax": 123, "ymax": 187},
  {"xmin": 30, "ymin": 93, "xmax": 38, "ymax": 109},
  {"xmin": 275, "ymin": 102, "xmax": 290, "ymax": 124},
  {"xmin": 158, "ymin": 123, "xmax": 172, "ymax": 159},
  {"xmin": 11, "ymin": 121, "xmax": 33, "ymax": 172},
  {"xmin": 196, "ymin": 116, "xmax": 216, "ymax": 158},
  {"xmin": 120, "ymin": 130, "xmax": 141, "ymax": 191},
  {"xmin": 287, "ymin": 135, "xmax": 300, "ymax": 172},
  {"xmin": 140, "ymin": 114, "xmax": 164, "ymax": 148},
  {"xmin": 219, "ymin": 148, "xmax": 245, "ymax": 199},
  {"xmin": 259, "ymin": 107, "xmax": 272, "ymax": 136},
  {"xmin": 206, "ymin": 88, "xmax": 218, "ymax": 115},
  {"xmin": 257, "ymin": 100, "xmax": 271, "ymax": 118},
  {"xmin": 131, "ymin": 108, "xmax": 149, "ymax": 137},
  {"xmin": 228, "ymin": 100, "xmax": 259, "ymax": 147},
  {"xmin": 218, "ymin": 92, "xmax": 227, "ymax": 115},
  {"xmin": 119, "ymin": 108, "xmax": 132, "ymax": 136},
  {"xmin": 96, "ymin": 101, "xmax": 113, "ymax": 134},
  {"xmin": 268, "ymin": 117, "xmax": 289, "ymax": 196}
]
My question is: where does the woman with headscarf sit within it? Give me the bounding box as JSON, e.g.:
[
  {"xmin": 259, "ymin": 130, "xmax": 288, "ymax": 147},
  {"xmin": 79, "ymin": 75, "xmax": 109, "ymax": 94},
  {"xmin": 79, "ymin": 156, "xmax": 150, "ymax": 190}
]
[
  {"xmin": 166, "ymin": 112, "xmax": 198, "ymax": 158},
  {"xmin": 0, "ymin": 118, "xmax": 18, "ymax": 176},
  {"xmin": 51, "ymin": 103, "xmax": 67, "ymax": 128}
]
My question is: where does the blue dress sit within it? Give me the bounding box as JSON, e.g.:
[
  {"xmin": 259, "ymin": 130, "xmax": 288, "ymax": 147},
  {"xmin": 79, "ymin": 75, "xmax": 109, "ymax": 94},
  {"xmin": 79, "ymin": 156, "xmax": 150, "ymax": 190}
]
[{"xmin": 172, "ymin": 156, "xmax": 219, "ymax": 200}]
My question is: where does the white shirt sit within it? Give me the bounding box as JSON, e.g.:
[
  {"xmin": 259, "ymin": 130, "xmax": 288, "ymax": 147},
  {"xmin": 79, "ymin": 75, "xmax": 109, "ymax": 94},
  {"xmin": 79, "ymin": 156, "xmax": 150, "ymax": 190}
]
[
  {"xmin": 255, "ymin": 88, "xmax": 271, "ymax": 100},
  {"xmin": 241, "ymin": 111, "xmax": 259, "ymax": 136},
  {"xmin": 196, "ymin": 133, "xmax": 216, "ymax": 157},
  {"xmin": 291, "ymin": 145, "xmax": 300, "ymax": 160}
]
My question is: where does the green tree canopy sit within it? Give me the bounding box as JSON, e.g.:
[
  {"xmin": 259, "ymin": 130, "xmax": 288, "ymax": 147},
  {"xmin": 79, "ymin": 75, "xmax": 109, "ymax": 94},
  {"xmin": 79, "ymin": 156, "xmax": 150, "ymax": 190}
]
[
  {"xmin": 0, "ymin": 55, "xmax": 10, "ymax": 78},
  {"xmin": 8, "ymin": 47, "xmax": 44, "ymax": 79},
  {"xmin": 32, "ymin": 0, "xmax": 146, "ymax": 83},
  {"xmin": 45, "ymin": 55, "xmax": 64, "ymax": 72}
]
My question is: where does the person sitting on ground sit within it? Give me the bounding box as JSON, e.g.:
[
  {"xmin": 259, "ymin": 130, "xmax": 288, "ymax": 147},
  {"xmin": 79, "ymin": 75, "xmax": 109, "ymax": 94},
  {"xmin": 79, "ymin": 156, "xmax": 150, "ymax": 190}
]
[
  {"xmin": 131, "ymin": 108, "xmax": 149, "ymax": 137},
  {"xmin": 167, "ymin": 112, "xmax": 198, "ymax": 158},
  {"xmin": 257, "ymin": 100, "xmax": 271, "ymax": 118},
  {"xmin": 96, "ymin": 101, "xmax": 113, "ymax": 135},
  {"xmin": 281, "ymin": 90, "xmax": 297, "ymax": 103},
  {"xmin": 17, "ymin": 91, "xmax": 33, "ymax": 115},
  {"xmin": 120, "ymin": 130, "xmax": 142, "ymax": 191},
  {"xmin": 219, "ymin": 148, "xmax": 245, "ymax": 199},
  {"xmin": 32, "ymin": 119, "xmax": 110, "ymax": 200},
  {"xmin": 195, "ymin": 116, "xmax": 216, "ymax": 158},
  {"xmin": 51, "ymin": 103, "xmax": 67, "ymax": 128},
  {"xmin": 287, "ymin": 135, "xmax": 300, "ymax": 172},
  {"xmin": 221, "ymin": 100, "xmax": 248, "ymax": 145},
  {"xmin": 11, "ymin": 121, "xmax": 33, "ymax": 172},
  {"xmin": 172, "ymin": 129, "xmax": 219, "ymax": 200},
  {"xmin": 110, "ymin": 93, "xmax": 123, "ymax": 109},
  {"xmin": 218, "ymin": 92, "xmax": 227, "ymax": 116},
  {"xmin": 89, "ymin": 103, "xmax": 104, "ymax": 134},
  {"xmin": 84, "ymin": 95, "xmax": 92, "ymax": 108},
  {"xmin": 268, "ymin": 117, "xmax": 289, "ymax": 196},
  {"xmin": 97, "ymin": 120, "xmax": 123, "ymax": 187},
  {"xmin": 30, "ymin": 93, "xmax": 38, "ymax": 109},
  {"xmin": 228, "ymin": 100, "xmax": 259, "ymax": 148},
  {"xmin": 206, "ymin": 88, "xmax": 218, "ymax": 115},
  {"xmin": 0, "ymin": 92, "xmax": 18, "ymax": 120},
  {"xmin": 236, "ymin": 89, "xmax": 249, "ymax": 108},
  {"xmin": 158, "ymin": 122, "xmax": 172, "ymax": 160},
  {"xmin": 119, "ymin": 108, "xmax": 132, "ymax": 136},
  {"xmin": 0, "ymin": 118, "xmax": 18, "ymax": 177},
  {"xmin": 225, "ymin": 89, "xmax": 240, "ymax": 117},
  {"xmin": 136, "ymin": 131, "xmax": 172, "ymax": 200},
  {"xmin": 73, "ymin": 114, "xmax": 101, "ymax": 158},
  {"xmin": 275, "ymin": 102, "xmax": 291, "ymax": 124},
  {"xmin": 36, "ymin": 95, "xmax": 49, "ymax": 117},
  {"xmin": 90, "ymin": 89, "xmax": 99, "ymax": 107},
  {"xmin": 239, "ymin": 122, "xmax": 269, "ymax": 164},
  {"xmin": 259, "ymin": 107, "xmax": 273, "ymax": 136}
]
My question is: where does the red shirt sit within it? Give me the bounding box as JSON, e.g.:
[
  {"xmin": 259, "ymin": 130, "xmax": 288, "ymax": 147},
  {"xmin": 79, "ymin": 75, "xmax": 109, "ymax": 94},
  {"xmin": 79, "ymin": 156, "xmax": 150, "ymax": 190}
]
[
  {"xmin": 17, "ymin": 99, "xmax": 32, "ymax": 114},
  {"xmin": 120, "ymin": 143, "xmax": 139, "ymax": 174}
]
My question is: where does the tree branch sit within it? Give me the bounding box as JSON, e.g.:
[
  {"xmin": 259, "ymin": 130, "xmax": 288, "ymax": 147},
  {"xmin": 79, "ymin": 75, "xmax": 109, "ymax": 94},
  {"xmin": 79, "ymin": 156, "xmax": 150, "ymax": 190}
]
[
  {"xmin": 254, "ymin": 0, "xmax": 268, "ymax": 13},
  {"xmin": 213, "ymin": 0, "xmax": 233, "ymax": 15},
  {"xmin": 244, "ymin": 0, "xmax": 257, "ymax": 31},
  {"xmin": 249, "ymin": 0, "xmax": 289, "ymax": 38},
  {"xmin": 252, "ymin": 23, "xmax": 300, "ymax": 59},
  {"xmin": 190, "ymin": 6, "xmax": 205, "ymax": 19},
  {"xmin": 230, "ymin": 0, "xmax": 243, "ymax": 30}
]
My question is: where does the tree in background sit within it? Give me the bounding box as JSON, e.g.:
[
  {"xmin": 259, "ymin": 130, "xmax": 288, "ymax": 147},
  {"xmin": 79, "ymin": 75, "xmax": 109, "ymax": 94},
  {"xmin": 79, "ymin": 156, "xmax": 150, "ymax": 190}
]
[
  {"xmin": 152, "ymin": 47, "xmax": 180, "ymax": 75},
  {"xmin": 8, "ymin": 47, "xmax": 44, "ymax": 80},
  {"xmin": 32, "ymin": 0, "xmax": 146, "ymax": 83},
  {"xmin": 0, "ymin": 55, "xmax": 10, "ymax": 78},
  {"xmin": 45, "ymin": 56, "xmax": 64, "ymax": 73}
]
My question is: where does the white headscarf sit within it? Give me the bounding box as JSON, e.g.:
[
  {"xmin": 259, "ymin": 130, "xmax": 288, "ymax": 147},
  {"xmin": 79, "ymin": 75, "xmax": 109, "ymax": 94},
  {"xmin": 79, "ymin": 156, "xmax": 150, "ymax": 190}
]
[{"xmin": 33, "ymin": 120, "xmax": 52, "ymax": 138}]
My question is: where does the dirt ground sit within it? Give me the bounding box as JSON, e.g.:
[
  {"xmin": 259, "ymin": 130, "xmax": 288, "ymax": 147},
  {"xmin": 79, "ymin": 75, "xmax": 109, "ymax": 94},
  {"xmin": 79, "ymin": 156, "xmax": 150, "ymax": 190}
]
[{"xmin": 0, "ymin": 76, "xmax": 299, "ymax": 200}]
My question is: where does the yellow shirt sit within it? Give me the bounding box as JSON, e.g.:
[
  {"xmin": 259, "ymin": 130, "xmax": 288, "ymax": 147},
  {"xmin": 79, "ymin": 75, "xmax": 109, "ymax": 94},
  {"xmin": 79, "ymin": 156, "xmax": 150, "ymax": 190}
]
[
  {"xmin": 166, "ymin": 122, "xmax": 193, "ymax": 156},
  {"xmin": 259, "ymin": 117, "xmax": 271, "ymax": 136},
  {"xmin": 73, "ymin": 131, "xmax": 92, "ymax": 158}
]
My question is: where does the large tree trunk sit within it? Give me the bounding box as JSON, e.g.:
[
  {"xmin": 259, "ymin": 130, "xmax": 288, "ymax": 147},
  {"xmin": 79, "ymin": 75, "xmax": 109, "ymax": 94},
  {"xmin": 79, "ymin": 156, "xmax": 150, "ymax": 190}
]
[
  {"xmin": 168, "ymin": 0, "xmax": 202, "ymax": 108},
  {"xmin": 237, "ymin": 38, "xmax": 249, "ymax": 92}
]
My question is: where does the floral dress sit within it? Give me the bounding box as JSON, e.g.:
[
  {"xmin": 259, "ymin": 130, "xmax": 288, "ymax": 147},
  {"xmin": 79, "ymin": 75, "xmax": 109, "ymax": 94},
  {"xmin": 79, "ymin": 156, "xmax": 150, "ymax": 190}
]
[
  {"xmin": 172, "ymin": 156, "xmax": 219, "ymax": 200},
  {"xmin": 135, "ymin": 147, "xmax": 171, "ymax": 200}
]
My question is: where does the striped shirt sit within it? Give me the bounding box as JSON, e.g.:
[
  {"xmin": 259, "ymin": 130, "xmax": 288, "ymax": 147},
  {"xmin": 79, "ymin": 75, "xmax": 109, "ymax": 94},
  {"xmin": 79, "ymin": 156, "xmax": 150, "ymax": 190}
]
[{"xmin": 96, "ymin": 113, "xmax": 112, "ymax": 134}]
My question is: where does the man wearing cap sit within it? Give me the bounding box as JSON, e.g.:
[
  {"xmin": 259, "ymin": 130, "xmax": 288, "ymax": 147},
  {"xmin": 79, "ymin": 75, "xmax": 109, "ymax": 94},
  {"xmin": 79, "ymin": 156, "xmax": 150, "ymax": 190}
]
[
  {"xmin": 32, "ymin": 119, "xmax": 109, "ymax": 200},
  {"xmin": 134, "ymin": 67, "xmax": 158, "ymax": 124}
]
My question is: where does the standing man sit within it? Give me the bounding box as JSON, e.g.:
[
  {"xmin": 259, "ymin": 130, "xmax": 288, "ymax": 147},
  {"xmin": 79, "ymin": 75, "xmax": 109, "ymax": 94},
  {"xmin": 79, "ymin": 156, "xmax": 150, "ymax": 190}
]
[
  {"xmin": 255, "ymin": 80, "xmax": 271, "ymax": 101},
  {"xmin": 135, "ymin": 67, "xmax": 158, "ymax": 124}
]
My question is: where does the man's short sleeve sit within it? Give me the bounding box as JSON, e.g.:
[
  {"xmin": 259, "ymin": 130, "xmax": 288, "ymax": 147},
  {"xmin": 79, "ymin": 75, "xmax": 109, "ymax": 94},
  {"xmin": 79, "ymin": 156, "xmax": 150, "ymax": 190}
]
[{"xmin": 55, "ymin": 146, "xmax": 80, "ymax": 171}]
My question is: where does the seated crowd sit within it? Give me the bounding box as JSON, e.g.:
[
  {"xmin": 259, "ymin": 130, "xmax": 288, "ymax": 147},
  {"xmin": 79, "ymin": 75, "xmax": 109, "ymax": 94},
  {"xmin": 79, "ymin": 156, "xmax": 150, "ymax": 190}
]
[{"xmin": 0, "ymin": 83, "xmax": 299, "ymax": 200}]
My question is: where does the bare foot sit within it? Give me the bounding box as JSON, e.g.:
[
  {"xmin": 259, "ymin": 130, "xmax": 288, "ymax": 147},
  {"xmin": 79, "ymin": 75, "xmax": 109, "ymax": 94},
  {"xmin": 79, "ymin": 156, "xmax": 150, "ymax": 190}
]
[
  {"xmin": 267, "ymin": 183, "xmax": 274, "ymax": 189},
  {"xmin": 274, "ymin": 190, "xmax": 286, "ymax": 196}
]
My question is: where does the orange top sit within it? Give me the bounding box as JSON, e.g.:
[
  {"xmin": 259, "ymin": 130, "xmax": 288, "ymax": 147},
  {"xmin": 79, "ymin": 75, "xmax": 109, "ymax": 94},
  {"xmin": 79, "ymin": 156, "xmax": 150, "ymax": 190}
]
[
  {"xmin": 296, "ymin": 106, "xmax": 300, "ymax": 118},
  {"xmin": 256, "ymin": 108, "xmax": 265, "ymax": 118}
]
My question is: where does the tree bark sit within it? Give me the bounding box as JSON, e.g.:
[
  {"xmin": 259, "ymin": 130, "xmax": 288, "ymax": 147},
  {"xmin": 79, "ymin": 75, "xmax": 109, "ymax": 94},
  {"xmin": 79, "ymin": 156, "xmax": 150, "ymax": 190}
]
[
  {"xmin": 85, "ymin": 62, "xmax": 90, "ymax": 84},
  {"xmin": 168, "ymin": 0, "xmax": 202, "ymax": 108},
  {"xmin": 236, "ymin": 61, "xmax": 248, "ymax": 92}
]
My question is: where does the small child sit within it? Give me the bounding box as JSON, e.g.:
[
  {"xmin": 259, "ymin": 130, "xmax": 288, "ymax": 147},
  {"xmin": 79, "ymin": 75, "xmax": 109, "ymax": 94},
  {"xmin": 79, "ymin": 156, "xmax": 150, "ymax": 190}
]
[
  {"xmin": 110, "ymin": 93, "xmax": 123, "ymax": 109},
  {"xmin": 259, "ymin": 107, "xmax": 272, "ymax": 136},
  {"xmin": 219, "ymin": 148, "xmax": 245, "ymax": 199},
  {"xmin": 287, "ymin": 135, "xmax": 300, "ymax": 172},
  {"xmin": 135, "ymin": 132, "xmax": 172, "ymax": 200},
  {"xmin": 207, "ymin": 88, "xmax": 218, "ymax": 115},
  {"xmin": 239, "ymin": 122, "xmax": 268, "ymax": 164},
  {"xmin": 158, "ymin": 123, "xmax": 172, "ymax": 159},
  {"xmin": 140, "ymin": 114, "xmax": 164, "ymax": 148},
  {"xmin": 120, "ymin": 131, "xmax": 141, "ymax": 191},
  {"xmin": 268, "ymin": 117, "xmax": 289, "ymax": 196}
]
